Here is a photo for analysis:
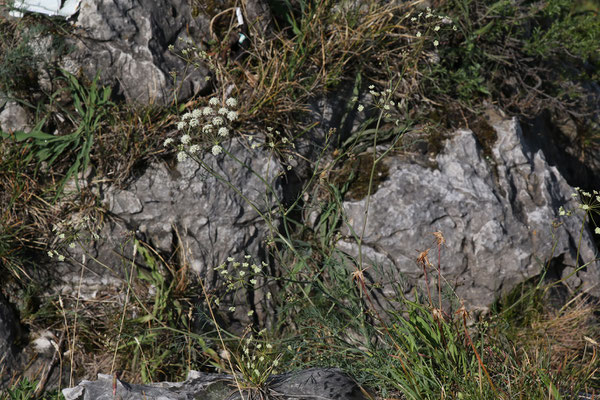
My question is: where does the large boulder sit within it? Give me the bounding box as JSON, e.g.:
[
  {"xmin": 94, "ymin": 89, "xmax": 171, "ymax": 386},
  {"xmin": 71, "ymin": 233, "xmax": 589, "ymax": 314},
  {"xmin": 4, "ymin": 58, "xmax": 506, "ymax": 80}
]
[
  {"xmin": 54, "ymin": 139, "xmax": 283, "ymax": 329},
  {"xmin": 337, "ymin": 115, "xmax": 600, "ymax": 311},
  {"xmin": 64, "ymin": 0, "xmax": 209, "ymax": 104},
  {"xmin": 58, "ymin": 0, "xmax": 272, "ymax": 105}
]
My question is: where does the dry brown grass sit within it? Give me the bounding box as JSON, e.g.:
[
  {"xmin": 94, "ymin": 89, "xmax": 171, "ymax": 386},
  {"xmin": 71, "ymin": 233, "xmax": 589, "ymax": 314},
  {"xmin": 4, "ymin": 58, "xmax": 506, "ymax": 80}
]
[
  {"xmin": 198, "ymin": 0, "xmax": 429, "ymax": 140},
  {"xmin": 518, "ymin": 293, "xmax": 600, "ymax": 380}
]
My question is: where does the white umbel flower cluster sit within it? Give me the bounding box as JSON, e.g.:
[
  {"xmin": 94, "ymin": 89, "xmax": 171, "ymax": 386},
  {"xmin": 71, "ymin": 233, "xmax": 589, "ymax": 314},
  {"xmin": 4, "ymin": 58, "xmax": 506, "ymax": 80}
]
[{"xmin": 164, "ymin": 96, "xmax": 239, "ymax": 159}]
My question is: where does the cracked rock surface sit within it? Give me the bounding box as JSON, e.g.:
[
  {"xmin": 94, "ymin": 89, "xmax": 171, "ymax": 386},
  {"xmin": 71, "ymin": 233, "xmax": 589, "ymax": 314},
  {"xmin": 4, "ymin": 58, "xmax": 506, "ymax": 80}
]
[{"xmin": 338, "ymin": 117, "xmax": 599, "ymax": 311}]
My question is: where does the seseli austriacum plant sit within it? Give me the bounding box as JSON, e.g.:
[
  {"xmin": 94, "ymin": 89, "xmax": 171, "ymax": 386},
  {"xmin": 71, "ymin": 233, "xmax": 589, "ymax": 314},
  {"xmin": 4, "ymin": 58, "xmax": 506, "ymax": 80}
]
[{"xmin": 164, "ymin": 95, "xmax": 239, "ymax": 158}]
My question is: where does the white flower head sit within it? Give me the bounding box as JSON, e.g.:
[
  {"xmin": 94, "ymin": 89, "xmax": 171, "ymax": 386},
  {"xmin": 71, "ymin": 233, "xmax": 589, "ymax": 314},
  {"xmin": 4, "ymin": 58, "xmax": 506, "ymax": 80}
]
[
  {"xmin": 181, "ymin": 134, "xmax": 192, "ymax": 145},
  {"xmin": 227, "ymin": 111, "xmax": 238, "ymax": 121},
  {"xmin": 209, "ymin": 97, "xmax": 219, "ymax": 106},
  {"xmin": 189, "ymin": 144, "xmax": 200, "ymax": 154},
  {"xmin": 182, "ymin": 112, "xmax": 192, "ymax": 120},
  {"xmin": 202, "ymin": 106, "xmax": 214, "ymax": 116},
  {"xmin": 226, "ymin": 97, "xmax": 237, "ymax": 108},
  {"xmin": 164, "ymin": 138, "xmax": 174, "ymax": 147},
  {"xmin": 559, "ymin": 206, "xmax": 566, "ymax": 216},
  {"xmin": 189, "ymin": 118, "xmax": 199, "ymax": 127},
  {"xmin": 177, "ymin": 151, "xmax": 188, "ymax": 162},
  {"xmin": 218, "ymin": 127, "xmax": 229, "ymax": 137},
  {"xmin": 202, "ymin": 124, "xmax": 214, "ymax": 134},
  {"xmin": 177, "ymin": 121, "xmax": 187, "ymax": 130},
  {"xmin": 192, "ymin": 109, "xmax": 202, "ymax": 118},
  {"xmin": 212, "ymin": 116, "xmax": 224, "ymax": 126},
  {"xmin": 416, "ymin": 31, "xmax": 422, "ymax": 38},
  {"xmin": 595, "ymin": 227, "xmax": 600, "ymax": 235},
  {"xmin": 218, "ymin": 107, "xmax": 228, "ymax": 115},
  {"xmin": 357, "ymin": 104, "xmax": 364, "ymax": 112},
  {"xmin": 211, "ymin": 144, "xmax": 223, "ymax": 155},
  {"xmin": 433, "ymin": 40, "xmax": 439, "ymax": 47}
]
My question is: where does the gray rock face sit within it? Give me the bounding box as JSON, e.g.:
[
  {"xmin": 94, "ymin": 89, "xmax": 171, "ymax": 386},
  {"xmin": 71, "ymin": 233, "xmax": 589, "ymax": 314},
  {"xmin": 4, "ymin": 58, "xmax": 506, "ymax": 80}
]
[
  {"xmin": 106, "ymin": 138, "xmax": 282, "ymax": 278},
  {"xmin": 62, "ymin": 368, "xmax": 368, "ymax": 400},
  {"xmin": 64, "ymin": 0, "xmax": 209, "ymax": 105},
  {"xmin": 55, "ymin": 139, "xmax": 283, "ymax": 328},
  {"xmin": 338, "ymin": 117, "xmax": 599, "ymax": 311},
  {"xmin": 61, "ymin": 0, "xmax": 271, "ymax": 105}
]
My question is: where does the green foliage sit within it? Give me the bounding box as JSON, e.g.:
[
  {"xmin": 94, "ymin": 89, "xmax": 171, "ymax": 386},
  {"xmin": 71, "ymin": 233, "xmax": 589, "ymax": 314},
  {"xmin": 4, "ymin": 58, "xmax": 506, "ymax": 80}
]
[
  {"xmin": 0, "ymin": 18, "xmax": 71, "ymax": 96},
  {"xmin": 420, "ymin": 0, "xmax": 600, "ymax": 114},
  {"xmin": 1, "ymin": 378, "xmax": 64, "ymax": 400},
  {"xmin": 1, "ymin": 70, "xmax": 113, "ymax": 200},
  {"xmin": 2, "ymin": 378, "xmax": 37, "ymax": 400},
  {"xmin": 115, "ymin": 239, "xmax": 217, "ymax": 383},
  {"xmin": 0, "ymin": 23, "xmax": 39, "ymax": 94},
  {"xmin": 523, "ymin": 0, "xmax": 600, "ymax": 62}
]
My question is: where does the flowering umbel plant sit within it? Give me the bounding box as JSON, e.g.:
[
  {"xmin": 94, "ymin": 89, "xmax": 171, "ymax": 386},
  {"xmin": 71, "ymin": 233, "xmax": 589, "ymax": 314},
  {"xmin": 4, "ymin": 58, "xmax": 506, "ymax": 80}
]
[
  {"xmin": 560, "ymin": 187, "xmax": 600, "ymax": 236},
  {"xmin": 164, "ymin": 97, "xmax": 239, "ymax": 159}
]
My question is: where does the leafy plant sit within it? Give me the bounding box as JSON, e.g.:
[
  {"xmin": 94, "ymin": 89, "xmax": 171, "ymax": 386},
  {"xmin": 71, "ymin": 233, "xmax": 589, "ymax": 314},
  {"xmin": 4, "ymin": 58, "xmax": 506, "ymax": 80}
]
[
  {"xmin": 1, "ymin": 70, "xmax": 113, "ymax": 200},
  {"xmin": 0, "ymin": 21, "xmax": 40, "ymax": 95},
  {"xmin": 523, "ymin": 0, "xmax": 600, "ymax": 62},
  {"xmin": 1, "ymin": 378, "xmax": 64, "ymax": 400}
]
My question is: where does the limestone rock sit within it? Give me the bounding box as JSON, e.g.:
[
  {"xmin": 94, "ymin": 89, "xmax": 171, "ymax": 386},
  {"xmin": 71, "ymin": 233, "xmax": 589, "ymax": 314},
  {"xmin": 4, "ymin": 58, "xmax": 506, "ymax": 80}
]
[
  {"xmin": 0, "ymin": 101, "xmax": 30, "ymax": 133},
  {"xmin": 105, "ymin": 138, "xmax": 282, "ymax": 279},
  {"xmin": 62, "ymin": 368, "xmax": 368, "ymax": 400},
  {"xmin": 337, "ymin": 117, "xmax": 600, "ymax": 311},
  {"xmin": 63, "ymin": 0, "xmax": 209, "ymax": 105},
  {"xmin": 60, "ymin": 0, "xmax": 272, "ymax": 105},
  {"xmin": 54, "ymin": 139, "xmax": 283, "ymax": 329}
]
